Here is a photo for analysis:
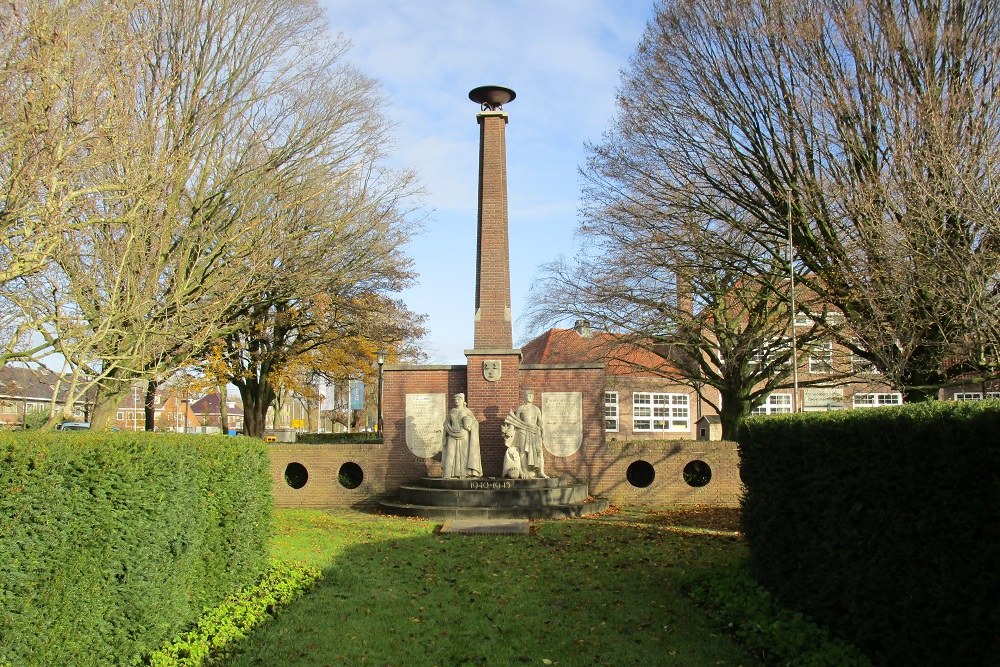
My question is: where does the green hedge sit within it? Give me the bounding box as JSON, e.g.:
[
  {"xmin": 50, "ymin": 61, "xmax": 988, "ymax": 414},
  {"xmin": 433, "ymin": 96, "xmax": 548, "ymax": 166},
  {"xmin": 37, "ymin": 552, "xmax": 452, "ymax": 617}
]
[
  {"xmin": 293, "ymin": 431, "xmax": 381, "ymax": 444},
  {"xmin": 739, "ymin": 402, "xmax": 999, "ymax": 666},
  {"xmin": 0, "ymin": 432, "xmax": 273, "ymax": 667}
]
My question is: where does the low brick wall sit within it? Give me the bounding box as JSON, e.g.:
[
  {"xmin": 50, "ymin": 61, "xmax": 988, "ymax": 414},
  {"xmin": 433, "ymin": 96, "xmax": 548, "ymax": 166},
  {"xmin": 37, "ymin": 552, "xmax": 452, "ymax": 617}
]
[
  {"xmin": 269, "ymin": 444, "xmax": 389, "ymax": 510},
  {"xmin": 267, "ymin": 439, "xmax": 742, "ymax": 510},
  {"xmin": 586, "ymin": 439, "xmax": 742, "ymax": 507}
]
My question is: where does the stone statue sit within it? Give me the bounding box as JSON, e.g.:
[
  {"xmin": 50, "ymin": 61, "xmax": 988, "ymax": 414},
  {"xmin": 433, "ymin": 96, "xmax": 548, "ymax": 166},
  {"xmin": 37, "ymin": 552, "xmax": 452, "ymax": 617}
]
[
  {"xmin": 441, "ymin": 392, "xmax": 482, "ymax": 478},
  {"xmin": 501, "ymin": 421, "xmax": 524, "ymax": 479},
  {"xmin": 503, "ymin": 389, "xmax": 547, "ymax": 478}
]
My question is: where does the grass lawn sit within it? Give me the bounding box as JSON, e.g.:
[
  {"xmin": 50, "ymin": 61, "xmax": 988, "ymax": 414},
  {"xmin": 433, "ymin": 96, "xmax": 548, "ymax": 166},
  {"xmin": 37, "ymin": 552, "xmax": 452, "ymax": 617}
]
[{"xmin": 223, "ymin": 506, "xmax": 756, "ymax": 666}]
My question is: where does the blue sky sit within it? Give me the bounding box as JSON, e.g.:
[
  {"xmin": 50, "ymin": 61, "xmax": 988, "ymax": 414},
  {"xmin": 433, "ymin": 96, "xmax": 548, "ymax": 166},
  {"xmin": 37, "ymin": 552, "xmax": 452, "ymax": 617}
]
[{"xmin": 319, "ymin": 1, "xmax": 655, "ymax": 363}]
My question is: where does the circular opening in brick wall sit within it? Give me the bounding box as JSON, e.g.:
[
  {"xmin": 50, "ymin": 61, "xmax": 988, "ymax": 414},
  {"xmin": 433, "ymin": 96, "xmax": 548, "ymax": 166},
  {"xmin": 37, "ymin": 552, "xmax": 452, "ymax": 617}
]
[
  {"xmin": 683, "ymin": 460, "xmax": 712, "ymax": 487},
  {"xmin": 626, "ymin": 460, "xmax": 655, "ymax": 488},
  {"xmin": 284, "ymin": 462, "xmax": 308, "ymax": 489},
  {"xmin": 338, "ymin": 462, "xmax": 364, "ymax": 489}
]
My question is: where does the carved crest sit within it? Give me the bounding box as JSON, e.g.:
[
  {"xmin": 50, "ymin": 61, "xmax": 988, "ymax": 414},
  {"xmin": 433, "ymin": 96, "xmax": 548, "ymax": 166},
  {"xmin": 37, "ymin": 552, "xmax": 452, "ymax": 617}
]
[{"xmin": 483, "ymin": 359, "xmax": 501, "ymax": 382}]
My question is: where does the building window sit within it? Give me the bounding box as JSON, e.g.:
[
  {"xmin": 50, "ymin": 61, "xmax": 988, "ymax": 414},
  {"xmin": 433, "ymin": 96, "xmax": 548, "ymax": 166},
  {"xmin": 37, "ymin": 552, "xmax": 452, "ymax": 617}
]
[
  {"xmin": 793, "ymin": 313, "xmax": 813, "ymax": 327},
  {"xmin": 852, "ymin": 354, "xmax": 878, "ymax": 374},
  {"xmin": 852, "ymin": 392, "xmax": 902, "ymax": 408},
  {"xmin": 988, "ymin": 392, "xmax": 1000, "ymax": 400},
  {"xmin": 953, "ymin": 392, "xmax": 983, "ymax": 401},
  {"xmin": 824, "ymin": 312, "xmax": 845, "ymax": 326},
  {"xmin": 1, "ymin": 403, "xmax": 15, "ymax": 414},
  {"xmin": 117, "ymin": 411, "xmax": 126, "ymax": 420},
  {"xmin": 750, "ymin": 393, "xmax": 793, "ymax": 415},
  {"xmin": 633, "ymin": 392, "xmax": 689, "ymax": 432},
  {"xmin": 750, "ymin": 337, "xmax": 791, "ymax": 367},
  {"xmin": 808, "ymin": 340, "xmax": 834, "ymax": 374},
  {"xmin": 604, "ymin": 392, "xmax": 618, "ymax": 432}
]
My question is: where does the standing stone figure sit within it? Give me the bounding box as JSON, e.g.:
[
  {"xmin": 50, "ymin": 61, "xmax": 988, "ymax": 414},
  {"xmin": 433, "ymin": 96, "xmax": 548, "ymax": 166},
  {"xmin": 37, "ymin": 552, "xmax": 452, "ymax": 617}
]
[
  {"xmin": 503, "ymin": 389, "xmax": 548, "ymax": 478},
  {"xmin": 441, "ymin": 393, "xmax": 483, "ymax": 478},
  {"xmin": 500, "ymin": 421, "xmax": 524, "ymax": 479}
]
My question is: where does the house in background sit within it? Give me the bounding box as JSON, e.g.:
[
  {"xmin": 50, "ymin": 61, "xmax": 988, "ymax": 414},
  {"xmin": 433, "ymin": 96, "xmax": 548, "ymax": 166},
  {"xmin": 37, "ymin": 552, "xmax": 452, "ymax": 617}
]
[
  {"xmin": 521, "ymin": 320, "xmax": 715, "ymax": 441},
  {"xmin": 189, "ymin": 393, "xmax": 244, "ymax": 434},
  {"xmin": 0, "ymin": 366, "xmax": 89, "ymax": 429},
  {"xmin": 109, "ymin": 382, "xmax": 203, "ymax": 432}
]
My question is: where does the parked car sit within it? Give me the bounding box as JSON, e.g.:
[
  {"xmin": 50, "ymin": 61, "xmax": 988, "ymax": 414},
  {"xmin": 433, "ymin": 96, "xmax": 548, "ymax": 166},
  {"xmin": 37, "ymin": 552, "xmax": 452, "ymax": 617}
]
[{"xmin": 56, "ymin": 422, "xmax": 90, "ymax": 431}]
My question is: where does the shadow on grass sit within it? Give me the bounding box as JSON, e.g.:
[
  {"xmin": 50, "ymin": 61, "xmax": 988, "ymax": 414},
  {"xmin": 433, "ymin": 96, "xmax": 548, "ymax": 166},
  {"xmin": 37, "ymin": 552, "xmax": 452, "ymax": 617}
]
[{"xmin": 224, "ymin": 511, "xmax": 757, "ymax": 666}]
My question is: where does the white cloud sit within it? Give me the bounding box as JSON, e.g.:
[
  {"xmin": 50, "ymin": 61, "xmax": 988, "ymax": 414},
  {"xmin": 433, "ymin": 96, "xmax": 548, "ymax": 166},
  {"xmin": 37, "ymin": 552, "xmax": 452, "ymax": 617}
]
[{"xmin": 320, "ymin": 0, "xmax": 652, "ymax": 363}]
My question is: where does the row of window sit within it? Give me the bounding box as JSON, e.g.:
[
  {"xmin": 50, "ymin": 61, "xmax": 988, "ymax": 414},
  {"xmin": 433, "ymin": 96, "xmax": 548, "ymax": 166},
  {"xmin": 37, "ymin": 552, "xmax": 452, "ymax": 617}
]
[
  {"xmin": 953, "ymin": 392, "xmax": 1000, "ymax": 401},
  {"xmin": 605, "ymin": 392, "xmax": 690, "ymax": 433},
  {"xmin": 751, "ymin": 392, "xmax": 903, "ymax": 413},
  {"xmin": 750, "ymin": 337, "xmax": 878, "ymax": 375}
]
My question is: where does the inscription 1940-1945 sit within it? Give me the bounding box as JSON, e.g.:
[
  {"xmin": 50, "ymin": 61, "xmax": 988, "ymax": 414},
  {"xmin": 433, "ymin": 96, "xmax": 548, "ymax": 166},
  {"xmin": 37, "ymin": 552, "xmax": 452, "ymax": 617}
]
[{"xmin": 468, "ymin": 480, "xmax": 513, "ymax": 490}]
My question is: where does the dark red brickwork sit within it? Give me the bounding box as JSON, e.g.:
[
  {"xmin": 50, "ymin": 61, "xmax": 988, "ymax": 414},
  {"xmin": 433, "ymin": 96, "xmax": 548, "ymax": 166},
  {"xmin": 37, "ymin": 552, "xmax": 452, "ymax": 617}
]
[
  {"xmin": 474, "ymin": 111, "xmax": 513, "ymax": 349},
  {"xmin": 380, "ymin": 364, "xmax": 466, "ymax": 483},
  {"xmin": 268, "ymin": 363, "xmax": 741, "ymax": 509},
  {"xmin": 269, "ymin": 444, "xmax": 388, "ymax": 509},
  {"xmin": 466, "ymin": 351, "xmax": 522, "ymax": 474}
]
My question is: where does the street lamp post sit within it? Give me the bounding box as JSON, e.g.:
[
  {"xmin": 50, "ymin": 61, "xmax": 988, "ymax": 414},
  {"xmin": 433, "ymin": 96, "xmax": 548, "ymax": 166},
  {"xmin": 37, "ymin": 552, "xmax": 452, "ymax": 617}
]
[
  {"xmin": 787, "ymin": 187, "xmax": 800, "ymax": 413},
  {"xmin": 132, "ymin": 385, "xmax": 139, "ymax": 431},
  {"xmin": 376, "ymin": 350, "xmax": 386, "ymax": 433}
]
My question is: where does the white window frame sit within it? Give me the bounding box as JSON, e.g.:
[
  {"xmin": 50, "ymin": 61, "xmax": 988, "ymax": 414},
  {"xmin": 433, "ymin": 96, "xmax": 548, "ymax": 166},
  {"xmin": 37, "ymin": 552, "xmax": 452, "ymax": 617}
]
[
  {"xmin": 751, "ymin": 393, "xmax": 793, "ymax": 415},
  {"xmin": 823, "ymin": 312, "xmax": 845, "ymax": 326},
  {"xmin": 1, "ymin": 403, "xmax": 15, "ymax": 414},
  {"xmin": 852, "ymin": 393, "xmax": 902, "ymax": 408},
  {"xmin": 750, "ymin": 337, "xmax": 791, "ymax": 367},
  {"xmin": 988, "ymin": 392, "xmax": 1000, "ymax": 400},
  {"xmin": 632, "ymin": 392, "xmax": 690, "ymax": 432},
  {"xmin": 117, "ymin": 410, "xmax": 126, "ymax": 420},
  {"xmin": 953, "ymin": 392, "xmax": 983, "ymax": 401},
  {"xmin": 794, "ymin": 313, "xmax": 814, "ymax": 327},
  {"xmin": 808, "ymin": 340, "xmax": 834, "ymax": 375},
  {"xmin": 604, "ymin": 391, "xmax": 619, "ymax": 432},
  {"xmin": 852, "ymin": 354, "xmax": 878, "ymax": 375}
]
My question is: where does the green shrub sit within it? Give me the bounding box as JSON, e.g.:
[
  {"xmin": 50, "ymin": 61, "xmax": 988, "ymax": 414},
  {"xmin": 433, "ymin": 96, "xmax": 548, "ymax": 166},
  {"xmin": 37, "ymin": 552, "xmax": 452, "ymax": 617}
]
[
  {"xmin": 0, "ymin": 432, "xmax": 273, "ymax": 667},
  {"xmin": 142, "ymin": 560, "xmax": 322, "ymax": 667},
  {"xmin": 685, "ymin": 561, "xmax": 872, "ymax": 666},
  {"xmin": 739, "ymin": 401, "xmax": 999, "ymax": 666},
  {"xmin": 293, "ymin": 431, "xmax": 381, "ymax": 444}
]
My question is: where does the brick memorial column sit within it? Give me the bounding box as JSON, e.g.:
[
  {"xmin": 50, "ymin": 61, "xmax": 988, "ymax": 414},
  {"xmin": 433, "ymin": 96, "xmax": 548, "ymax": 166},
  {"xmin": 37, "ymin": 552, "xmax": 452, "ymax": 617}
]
[{"xmin": 465, "ymin": 86, "xmax": 522, "ymax": 476}]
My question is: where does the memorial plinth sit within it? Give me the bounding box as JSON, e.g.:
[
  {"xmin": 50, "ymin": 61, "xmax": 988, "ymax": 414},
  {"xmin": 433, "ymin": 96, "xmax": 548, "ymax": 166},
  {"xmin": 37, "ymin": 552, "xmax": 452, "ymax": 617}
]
[{"xmin": 378, "ymin": 476, "xmax": 609, "ymax": 520}]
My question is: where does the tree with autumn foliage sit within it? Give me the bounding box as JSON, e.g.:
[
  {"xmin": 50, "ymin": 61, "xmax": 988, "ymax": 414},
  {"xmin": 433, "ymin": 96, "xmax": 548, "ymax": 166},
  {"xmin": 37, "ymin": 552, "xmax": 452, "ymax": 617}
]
[
  {"xmin": 2, "ymin": 0, "xmax": 421, "ymax": 430},
  {"xmin": 208, "ymin": 145, "xmax": 422, "ymax": 438}
]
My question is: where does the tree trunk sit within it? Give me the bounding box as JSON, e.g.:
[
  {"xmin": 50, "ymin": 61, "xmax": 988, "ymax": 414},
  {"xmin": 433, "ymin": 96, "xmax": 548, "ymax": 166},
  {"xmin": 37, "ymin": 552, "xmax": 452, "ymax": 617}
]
[
  {"xmin": 236, "ymin": 379, "xmax": 274, "ymax": 439},
  {"xmin": 718, "ymin": 388, "xmax": 752, "ymax": 440},
  {"xmin": 144, "ymin": 379, "xmax": 158, "ymax": 431},
  {"xmin": 219, "ymin": 383, "xmax": 229, "ymax": 434},
  {"xmin": 90, "ymin": 371, "xmax": 130, "ymax": 430}
]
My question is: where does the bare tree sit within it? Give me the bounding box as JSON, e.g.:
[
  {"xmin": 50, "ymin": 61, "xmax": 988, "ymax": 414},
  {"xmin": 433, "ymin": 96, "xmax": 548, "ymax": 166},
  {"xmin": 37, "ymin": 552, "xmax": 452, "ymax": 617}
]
[
  {"xmin": 5, "ymin": 0, "xmax": 421, "ymax": 429},
  {"xmin": 530, "ymin": 203, "xmax": 835, "ymax": 437},
  {"xmin": 0, "ymin": 1, "xmax": 128, "ymax": 367},
  {"xmin": 577, "ymin": 0, "xmax": 1000, "ymax": 402}
]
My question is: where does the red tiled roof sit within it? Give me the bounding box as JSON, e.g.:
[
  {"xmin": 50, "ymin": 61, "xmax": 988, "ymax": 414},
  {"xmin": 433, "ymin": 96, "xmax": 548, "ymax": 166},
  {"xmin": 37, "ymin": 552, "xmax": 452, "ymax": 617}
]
[
  {"xmin": 189, "ymin": 393, "xmax": 244, "ymax": 415},
  {"xmin": 521, "ymin": 328, "xmax": 679, "ymax": 377}
]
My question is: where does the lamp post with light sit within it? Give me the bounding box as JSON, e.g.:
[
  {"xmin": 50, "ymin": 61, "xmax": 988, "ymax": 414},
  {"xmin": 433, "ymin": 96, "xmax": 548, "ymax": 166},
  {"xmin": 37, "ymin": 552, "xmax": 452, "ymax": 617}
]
[{"xmin": 376, "ymin": 350, "xmax": 386, "ymax": 433}]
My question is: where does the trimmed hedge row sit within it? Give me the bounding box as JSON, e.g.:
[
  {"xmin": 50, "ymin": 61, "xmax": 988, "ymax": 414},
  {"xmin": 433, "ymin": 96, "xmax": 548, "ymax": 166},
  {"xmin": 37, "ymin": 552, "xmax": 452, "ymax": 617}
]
[
  {"xmin": 685, "ymin": 560, "xmax": 872, "ymax": 666},
  {"xmin": 0, "ymin": 432, "xmax": 273, "ymax": 667},
  {"xmin": 144, "ymin": 559, "xmax": 322, "ymax": 666},
  {"xmin": 739, "ymin": 401, "xmax": 999, "ymax": 666},
  {"xmin": 294, "ymin": 431, "xmax": 381, "ymax": 444}
]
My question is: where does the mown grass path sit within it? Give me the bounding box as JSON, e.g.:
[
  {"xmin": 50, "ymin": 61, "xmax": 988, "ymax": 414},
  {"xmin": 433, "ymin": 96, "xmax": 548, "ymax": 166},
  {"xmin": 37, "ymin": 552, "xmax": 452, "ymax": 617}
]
[{"xmin": 225, "ymin": 508, "xmax": 757, "ymax": 666}]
